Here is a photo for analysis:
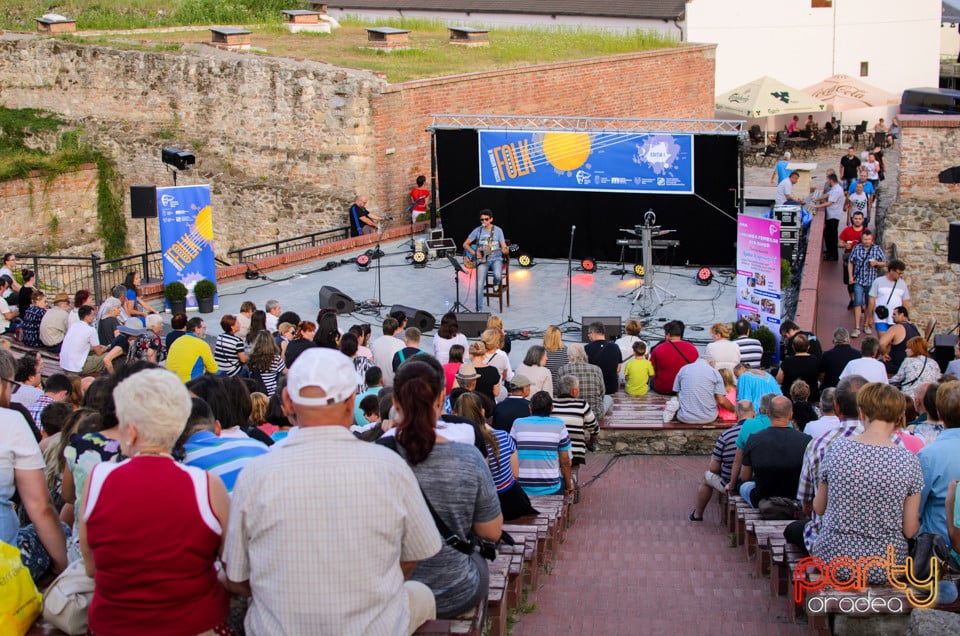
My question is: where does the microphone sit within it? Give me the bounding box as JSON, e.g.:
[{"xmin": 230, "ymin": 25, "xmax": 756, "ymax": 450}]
[{"xmin": 571, "ymin": 225, "xmax": 576, "ymax": 234}]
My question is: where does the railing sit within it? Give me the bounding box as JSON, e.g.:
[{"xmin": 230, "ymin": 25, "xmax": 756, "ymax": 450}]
[
  {"xmin": 98, "ymin": 250, "xmax": 164, "ymax": 298},
  {"xmin": 227, "ymin": 227, "xmax": 350, "ymax": 262}
]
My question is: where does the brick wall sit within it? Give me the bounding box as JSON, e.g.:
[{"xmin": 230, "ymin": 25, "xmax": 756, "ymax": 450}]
[
  {"xmin": 883, "ymin": 116, "xmax": 960, "ymax": 334},
  {"xmin": 0, "ymin": 165, "xmax": 100, "ymax": 255},
  {"xmin": 372, "ymin": 44, "xmax": 717, "ymax": 214}
]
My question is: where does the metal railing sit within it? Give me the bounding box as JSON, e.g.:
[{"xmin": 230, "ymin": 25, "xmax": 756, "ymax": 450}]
[{"xmin": 227, "ymin": 227, "xmax": 350, "ymax": 263}]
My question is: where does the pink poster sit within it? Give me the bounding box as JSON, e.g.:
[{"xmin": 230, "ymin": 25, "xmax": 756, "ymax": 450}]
[{"xmin": 736, "ymin": 215, "xmax": 782, "ymax": 361}]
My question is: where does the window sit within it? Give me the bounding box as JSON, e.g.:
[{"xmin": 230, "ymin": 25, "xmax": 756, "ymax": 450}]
[{"xmin": 860, "ymin": 61, "xmax": 869, "ymax": 77}]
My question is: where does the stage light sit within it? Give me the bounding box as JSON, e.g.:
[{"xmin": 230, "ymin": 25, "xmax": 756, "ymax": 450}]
[
  {"xmin": 356, "ymin": 252, "xmax": 371, "ymax": 272},
  {"xmin": 696, "ymin": 267, "xmax": 714, "ymax": 286},
  {"xmin": 517, "ymin": 252, "xmax": 534, "ymax": 268},
  {"xmin": 580, "ymin": 258, "xmax": 597, "ymax": 273},
  {"xmin": 412, "ymin": 249, "xmax": 427, "ymax": 268},
  {"xmin": 634, "ymin": 264, "xmax": 645, "ymax": 277}
]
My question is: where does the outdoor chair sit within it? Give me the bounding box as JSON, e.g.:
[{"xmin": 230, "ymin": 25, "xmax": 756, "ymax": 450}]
[
  {"xmin": 482, "ymin": 257, "xmax": 510, "ymax": 312},
  {"xmin": 852, "ymin": 122, "xmax": 867, "ymax": 146},
  {"xmin": 872, "ymin": 132, "xmax": 886, "ymax": 149}
]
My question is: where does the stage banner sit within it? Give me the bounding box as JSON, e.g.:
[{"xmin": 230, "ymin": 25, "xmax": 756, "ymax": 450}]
[
  {"xmin": 736, "ymin": 214, "xmax": 782, "ymax": 362},
  {"xmin": 477, "ymin": 129, "xmax": 694, "ymax": 194},
  {"xmin": 157, "ymin": 184, "xmax": 217, "ymax": 310}
]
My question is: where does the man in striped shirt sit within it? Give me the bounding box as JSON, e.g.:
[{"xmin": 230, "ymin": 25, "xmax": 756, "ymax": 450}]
[
  {"xmin": 689, "ymin": 400, "xmax": 755, "ymax": 521},
  {"xmin": 510, "ymin": 391, "xmax": 573, "ymax": 497},
  {"xmin": 182, "ymin": 396, "xmax": 268, "ymax": 494},
  {"xmin": 733, "ymin": 319, "xmax": 763, "ymax": 369},
  {"xmin": 551, "ymin": 374, "xmax": 599, "ymax": 465}
]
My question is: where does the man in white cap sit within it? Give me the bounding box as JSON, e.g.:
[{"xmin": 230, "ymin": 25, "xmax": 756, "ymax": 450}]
[{"xmin": 223, "ymin": 348, "xmax": 442, "ymax": 635}]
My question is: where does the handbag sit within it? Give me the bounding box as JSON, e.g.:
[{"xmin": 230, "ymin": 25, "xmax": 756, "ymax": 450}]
[
  {"xmin": 910, "ymin": 532, "xmax": 950, "ymax": 582},
  {"xmin": 758, "ymin": 497, "xmax": 803, "ymax": 520},
  {"xmin": 0, "ymin": 541, "xmax": 42, "ymax": 636},
  {"xmin": 41, "ymin": 559, "xmax": 95, "ymax": 635}
]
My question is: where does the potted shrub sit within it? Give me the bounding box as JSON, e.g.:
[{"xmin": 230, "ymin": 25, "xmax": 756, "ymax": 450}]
[
  {"xmin": 193, "ymin": 279, "xmax": 217, "ymax": 314},
  {"xmin": 164, "ymin": 281, "xmax": 188, "ymax": 315},
  {"xmin": 753, "ymin": 325, "xmax": 777, "ymax": 368}
]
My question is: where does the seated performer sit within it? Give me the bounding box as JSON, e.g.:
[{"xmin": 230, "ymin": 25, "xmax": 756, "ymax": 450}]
[{"xmin": 462, "ymin": 209, "xmax": 508, "ymax": 312}]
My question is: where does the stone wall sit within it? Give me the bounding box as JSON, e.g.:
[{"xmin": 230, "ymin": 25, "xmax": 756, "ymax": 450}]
[
  {"xmin": 0, "ymin": 166, "xmax": 100, "ymax": 255},
  {"xmin": 372, "ymin": 44, "xmax": 717, "ymax": 216},
  {"xmin": 884, "ymin": 116, "xmax": 960, "ymax": 331}
]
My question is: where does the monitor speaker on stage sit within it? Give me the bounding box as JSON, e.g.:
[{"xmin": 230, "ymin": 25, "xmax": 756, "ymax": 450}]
[
  {"xmin": 390, "ymin": 304, "xmax": 436, "ymax": 333},
  {"xmin": 130, "ymin": 185, "xmax": 158, "ymax": 219},
  {"xmin": 581, "ymin": 316, "xmax": 622, "ymax": 342},
  {"xmin": 934, "ymin": 334, "xmax": 958, "ymax": 372},
  {"xmin": 948, "ymin": 221, "xmax": 960, "ymax": 265},
  {"xmin": 456, "ymin": 312, "xmax": 490, "ymax": 338},
  {"xmin": 318, "ymin": 286, "xmax": 355, "ymax": 314}
]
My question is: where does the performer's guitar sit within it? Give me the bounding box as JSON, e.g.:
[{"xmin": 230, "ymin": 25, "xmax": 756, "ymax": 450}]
[{"xmin": 463, "ymin": 246, "xmax": 485, "ymax": 269}]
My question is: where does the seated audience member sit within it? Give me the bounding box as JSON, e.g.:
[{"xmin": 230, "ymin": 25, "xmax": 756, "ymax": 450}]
[
  {"xmin": 264, "ymin": 299, "xmax": 281, "ymax": 333},
  {"xmin": 543, "ymin": 325, "xmax": 570, "ymax": 389},
  {"xmin": 21, "ymin": 289, "xmax": 48, "ymax": 348},
  {"xmin": 370, "ymin": 317, "xmax": 404, "ymax": 386},
  {"xmin": 101, "ymin": 319, "xmax": 148, "ymax": 375},
  {"xmin": 27, "ymin": 373, "xmax": 73, "ymax": 430},
  {"xmin": 341, "ymin": 332, "xmax": 372, "ymax": 393},
  {"xmin": 284, "ymin": 320, "xmax": 317, "ymax": 368},
  {"xmin": 732, "ymin": 319, "xmax": 763, "ymax": 369},
  {"xmin": 839, "ymin": 336, "xmax": 888, "ymax": 384},
  {"xmin": 165, "ymin": 312, "xmax": 188, "ymax": 350},
  {"xmin": 614, "ymin": 319, "xmax": 646, "ymax": 371},
  {"xmin": 779, "ymin": 319, "xmax": 822, "ymax": 362},
  {"xmin": 381, "ymin": 357, "xmax": 502, "ymax": 620},
  {"xmin": 819, "ymin": 328, "xmax": 860, "ymax": 390},
  {"xmin": 810, "ymin": 383, "xmax": 922, "ymax": 583},
  {"xmin": 777, "ymin": 333, "xmax": 820, "ymax": 402},
  {"xmin": 275, "ymin": 322, "xmax": 295, "ymax": 360},
  {"xmin": 249, "ymin": 391, "xmax": 272, "ymax": 437},
  {"xmin": 690, "ymin": 400, "xmax": 755, "ymax": 521},
  {"xmin": 225, "ymin": 349, "xmax": 442, "ymax": 633},
  {"xmin": 96, "ymin": 296, "xmax": 123, "ymax": 346},
  {"xmin": 673, "ymin": 356, "xmax": 734, "ymax": 425},
  {"xmin": 135, "ymin": 313, "xmax": 166, "ymax": 364},
  {"xmin": 790, "ymin": 380, "xmax": 819, "ymax": 433},
  {"xmin": 481, "ymin": 327, "xmax": 511, "ymax": 401},
  {"xmin": 181, "ymin": 396, "xmax": 269, "ymax": 494},
  {"xmin": 584, "ymin": 321, "xmax": 621, "ymax": 398},
  {"xmin": 59, "ymin": 305, "xmax": 108, "ymax": 376},
  {"xmin": 879, "ymin": 306, "xmax": 921, "ymax": 375},
  {"xmin": 727, "ymin": 393, "xmax": 777, "ymax": 496},
  {"xmin": 704, "ymin": 322, "xmax": 740, "ymax": 371},
  {"xmin": 716, "ymin": 368, "xmax": 739, "ymax": 422},
  {"xmin": 235, "ymin": 301, "xmax": 255, "ymax": 340},
  {"xmin": 392, "ymin": 327, "xmax": 426, "ymax": 372},
  {"xmin": 918, "ymin": 381, "xmax": 960, "ymax": 549},
  {"xmin": 79, "ymin": 369, "xmax": 231, "ymax": 635},
  {"xmin": 491, "ymin": 375, "xmax": 532, "ymax": 433},
  {"xmin": 11, "ymin": 352, "xmax": 45, "ymax": 408},
  {"xmin": 0, "ymin": 348, "xmax": 67, "ymax": 582},
  {"xmin": 552, "ymin": 373, "xmax": 600, "ymax": 465},
  {"xmin": 623, "ymin": 341, "xmax": 655, "ymax": 397},
  {"xmin": 802, "ymin": 388, "xmax": 840, "ymax": 440},
  {"xmin": 352, "ymin": 366, "xmax": 384, "ymax": 434},
  {"xmin": 433, "ymin": 312, "xmax": 469, "ymax": 365},
  {"xmin": 946, "ymin": 338, "xmax": 960, "ymax": 377},
  {"xmin": 734, "ymin": 364, "xmax": 782, "ymax": 413},
  {"xmin": 739, "ymin": 396, "xmax": 811, "ymax": 508},
  {"xmin": 39, "ymin": 292, "xmax": 72, "ymax": 352},
  {"xmin": 890, "ymin": 336, "xmax": 940, "ymax": 394},
  {"xmin": 214, "ymin": 314, "xmax": 247, "ymax": 376},
  {"xmin": 512, "ymin": 391, "xmax": 574, "ymax": 497},
  {"xmin": 465, "ymin": 346, "xmax": 501, "ymax": 403},
  {"xmin": 442, "ymin": 344, "xmax": 465, "ymax": 398},
  {"xmin": 0, "ymin": 275, "xmax": 18, "ymax": 333},
  {"xmin": 516, "ymin": 345, "xmax": 553, "ymax": 397},
  {"xmin": 17, "ymin": 270, "xmax": 36, "ymax": 319},
  {"xmin": 558, "ymin": 343, "xmax": 607, "ymax": 418},
  {"xmin": 649, "ymin": 320, "xmax": 698, "ymax": 395},
  {"xmin": 246, "ymin": 331, "xmax": 287, "ymax": 397},
  {"xmin": 913, "ymin": 382, "xmax": 946, "ymax": 445},
  {"xmin": 166, "ymin": 317, "xmax": 218, "ymax": 382}
]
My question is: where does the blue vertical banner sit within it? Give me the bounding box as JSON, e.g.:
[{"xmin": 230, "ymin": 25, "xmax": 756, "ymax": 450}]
[{"xmin": 157, "ymin": 185, "xmax": 217, "ymax": 310}]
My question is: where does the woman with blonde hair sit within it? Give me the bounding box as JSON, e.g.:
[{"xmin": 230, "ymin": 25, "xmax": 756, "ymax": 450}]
[
  {"xmin": 543, "ymin": 325, "xmax": 569, "ymax": 389},
  {"xmin": 705, "ymin": 322, "xmax": 740, "ymax": 371},
  {"xmin": 481, "ymin": 328, "xmax": 512, "ymax": 402},
  {"xmin": 468, "ymin": 341, "xmax": 501, "ymax": 401},
  {"xmin": 890, "ymin": 336, "xmax": 941, "ymax": 394},
  {"xmin": 485, "ymin": 314, "xmax": 510, "ymax": 354}
]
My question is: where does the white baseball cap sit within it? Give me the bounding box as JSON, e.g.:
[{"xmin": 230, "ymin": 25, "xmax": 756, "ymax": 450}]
[{"xmin": 286, "ymin": 348, "xmax": 357, "ymax": 406}]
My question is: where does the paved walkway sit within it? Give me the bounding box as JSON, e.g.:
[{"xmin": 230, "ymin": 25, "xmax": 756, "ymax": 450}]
[{"xmin": 510, "ymin": 454, "xmax": 805, "ymax": 635}]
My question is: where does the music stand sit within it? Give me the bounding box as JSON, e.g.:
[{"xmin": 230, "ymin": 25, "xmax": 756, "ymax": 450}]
[{"xmin": 446, "ymin": 253, "xmax": 472, "ymax": 313}]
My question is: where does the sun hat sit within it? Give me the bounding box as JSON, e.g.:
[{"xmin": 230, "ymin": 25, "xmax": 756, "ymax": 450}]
[{"xmin": 455, "ymin": 362, "xmax": 481, "ymax": 382}]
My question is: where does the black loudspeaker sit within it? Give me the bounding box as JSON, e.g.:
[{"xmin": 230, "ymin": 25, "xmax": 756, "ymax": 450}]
[
  {"xmin": 456, "ymin": 312, "xmax": 490, "ymax": 338},
  {"xmin": 949, "ymin": 221, "xmax": 960, "ymax": 265},
  {"xmin": 130, "ymin": 185, "xmax": 158, "ymax": 219},
  {"xmin": 934, "ymin": 334, "xmax": 958, "ymax": 372},
  {"xmin": 318, "ymin": 286, "xmax": 355, "ymax": 314},
  {"xmin": 390, "ymin": 304, "xmax": 436, "ymax": 333},
  {"xmin": 581, "ymin": 316, "xmax": 622, "ymax": 343}
]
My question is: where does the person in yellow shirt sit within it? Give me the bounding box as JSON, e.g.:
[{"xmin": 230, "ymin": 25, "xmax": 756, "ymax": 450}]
[
  {"xmin": 165, "ymin": 317, "xmax": 218, "ymax": 382},
  {"xmin": 623, "ymin": 341, "xmax": 655, "ymax": 396}
]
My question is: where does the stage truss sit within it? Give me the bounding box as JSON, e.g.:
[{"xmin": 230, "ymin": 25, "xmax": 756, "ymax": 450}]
[{"xmin": 428, "ymin": 114, "xmax": 745, "ymax": 136}]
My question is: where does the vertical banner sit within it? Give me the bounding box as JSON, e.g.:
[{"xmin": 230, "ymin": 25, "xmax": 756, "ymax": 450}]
[
  {"xmin": 736, "ymin": 215, "xmax": 782, "ymax": 362},
  {"xmin": 157, "ymin": 185, "xmax": 217, "ymax": 310}
]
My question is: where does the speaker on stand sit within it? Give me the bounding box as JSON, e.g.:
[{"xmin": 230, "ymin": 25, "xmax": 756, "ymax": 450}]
[
  {"xmin": 130, "ymin": 185, "xmax": 158, "ymax": 282},
  {"xmin": 389, "ymin": 304, "xmax": 436, "ymax": 333}
]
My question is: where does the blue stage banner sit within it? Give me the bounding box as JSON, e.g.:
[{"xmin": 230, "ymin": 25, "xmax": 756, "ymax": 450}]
[
  {"xmin": 478, "ymin": 129, "xmax": 694, "ymax": 194},
  {"xmin": 157, "ymin": 185, "xmax": 217, "ymax": 310}
]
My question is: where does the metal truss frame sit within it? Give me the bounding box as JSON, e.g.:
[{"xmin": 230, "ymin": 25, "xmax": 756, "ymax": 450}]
[{"xmin": 427, "ymin": 114, "xmax": 744, "ymax": 136}]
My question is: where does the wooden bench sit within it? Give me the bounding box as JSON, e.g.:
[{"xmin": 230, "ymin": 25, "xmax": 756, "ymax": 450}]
[
  {"xmin": 602, "ymin": 393, "xmax": 727, "ymax": 430},
  {"xmin": 1, "ymin": 335, "xmax": 67, "ymax": 378}
]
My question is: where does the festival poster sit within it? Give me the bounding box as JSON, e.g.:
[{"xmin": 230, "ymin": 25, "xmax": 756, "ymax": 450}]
[
  {"xmin": 478, "ymin": 129, "xmax": 694, "ymax": 194},
  {"xmin": 157, "ymin": 185, "xmax": 217, "ymax": 310},
  {"xmin": 736, "ymin": 214, "xmax": 782, "ymax": 362}
]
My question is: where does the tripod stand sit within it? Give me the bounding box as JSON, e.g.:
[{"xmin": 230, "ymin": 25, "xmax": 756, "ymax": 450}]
[
  {"xmin": 631, "ymin": 223, "xmax": 678, "ymax": 307},
  {"xmin": 446, "ymin": 253, "xmax": 472, "ymax": 312},
  {"xmin": 558, "ymin": 225, "xmax": 582, "ymax": 332}
]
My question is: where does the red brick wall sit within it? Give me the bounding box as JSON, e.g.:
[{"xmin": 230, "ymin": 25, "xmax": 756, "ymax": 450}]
[
  {"xmin": 372, "ymin": 44, "xmax": 717, "ymax": 215},
  {"xmin": 897, "ymin": 115, "xmax": 960, "ymax": 201}
]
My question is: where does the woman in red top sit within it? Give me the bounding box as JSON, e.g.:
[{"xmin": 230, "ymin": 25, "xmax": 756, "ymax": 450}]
[
  {"xmin": 409, "ymin": 174, "xmax": 430, "ymax": 224},
  {"xmin": 79, "ymin": 369, "xmax": 232, "ymax": 636}
]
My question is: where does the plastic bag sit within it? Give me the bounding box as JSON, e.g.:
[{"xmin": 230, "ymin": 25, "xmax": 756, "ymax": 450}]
[{"xmin": 0, "ymin": 540, "xmax": 43, "ymax": 635}]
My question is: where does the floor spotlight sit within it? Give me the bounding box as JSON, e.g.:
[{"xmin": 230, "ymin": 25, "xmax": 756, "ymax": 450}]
[
  {"xmin": 517, "ymin": 252, "xmax": 534, "ymax": 268},
  {"xmin": 356, "ymin": 252, "xmax": 371, "ymax": 272},
  {"xmin": 580, "ymin": 257, "xmax": 597, "ymax": 273},
  {"xmin": 696, "ymin": 266, "xmax": 714, "ymax": 286},
  {"xmin": 412, "ymin": 249, "xmax": 428, "ymax": 268},
  {"xmin": 634, "ymin": 264, "xmax": 645, "ymax": 277}
]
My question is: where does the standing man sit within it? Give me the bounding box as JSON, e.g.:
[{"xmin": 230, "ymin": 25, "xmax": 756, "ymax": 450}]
[
  {"xmin": 59, "ymin": 305, "xmax": 107, "ymax": 376},
  {"xmin": 847, "ymin": 229, "xmax": 886, "ymax": 338},
  {"xmin": 867, "ymin": 259, "xmax": 909, "ymax": 335},
  {"xmin": 839, "ymin": 146, "xmax": 861, "ymax": 192},
  {"xmin": 166, "ymin": 317, "xmax": 218, "ymax": 382},
  {"xmin": 770, "ymin": 151, "xmax": 792, "ymax": 186},
  {"xmin": 774, "ymin": 171, "xmax": 805, "ymax": 207},
  {"xmin": 349, "ymin": 195, "xmax": 380, "ymax": 237},
  {"xmin": 409, "ymin": 175, "xmax": 430, "ymax": 224},
  {"xmin": 462, "ymin": 209, "xmax": 508, "ymax": 311},
  {"xmin": 809, "ymin": 173, "xmax": 844, "ymax": 261},
  {"xmin": 584, "ymin": 322, "xmax": 621, "ymax": 402},
  {"xmin": 846, "ymin": 182, "xmax": 870, "ymax": 226},
  {"xmin": 838, "ymin": 211, "xmax": 866, "ymax": 309},
  {"xmin": 224, "ymin": 348, "xmax": 442, "ymax": 634}
]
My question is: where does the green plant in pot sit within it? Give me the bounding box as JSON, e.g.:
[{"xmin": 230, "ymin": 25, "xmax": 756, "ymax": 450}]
[
  {"xmin": 753, "ymin": 325, "xmax": 776, "ymax": 367},
  {"xmin": 193, "ymin": 278, "xmax": 217, "ymax": 314},
  {"xmin": 164, "ymin": 281, "xmax": 188, "ymax": 315}
]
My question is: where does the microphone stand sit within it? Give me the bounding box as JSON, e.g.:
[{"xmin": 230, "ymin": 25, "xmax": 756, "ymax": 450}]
[{"xmin": 559, "ymin": 225, "xmax": 581, "ymax": 332}]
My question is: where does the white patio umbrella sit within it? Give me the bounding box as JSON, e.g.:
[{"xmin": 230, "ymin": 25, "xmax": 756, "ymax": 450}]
[
  {"xmin": 803, "ymin": 75, "xmax": 900, "ymax": 143},
  {"xmin": 716, "ymin": 76, "xmax": 827, "ymax": 141}
]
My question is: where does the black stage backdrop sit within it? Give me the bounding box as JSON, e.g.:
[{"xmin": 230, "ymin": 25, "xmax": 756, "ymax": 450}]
[{"xmin": 436, "ymin": 129, "xmax": 739, "ymax": 265}]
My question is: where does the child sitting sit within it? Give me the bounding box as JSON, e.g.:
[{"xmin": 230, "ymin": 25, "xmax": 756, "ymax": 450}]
[
  {"xmin": 716, "ymin": 368, "xmax": 738, "ymax": 422},
  {"xmin": 623, "ymin": 341, "xmax": 655, "ymax": 396}
]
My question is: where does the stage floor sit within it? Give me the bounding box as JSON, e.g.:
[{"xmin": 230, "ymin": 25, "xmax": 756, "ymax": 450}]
[{"xmin": 182, "ymin": 233, "xmax": 741, "ymax": 362}]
